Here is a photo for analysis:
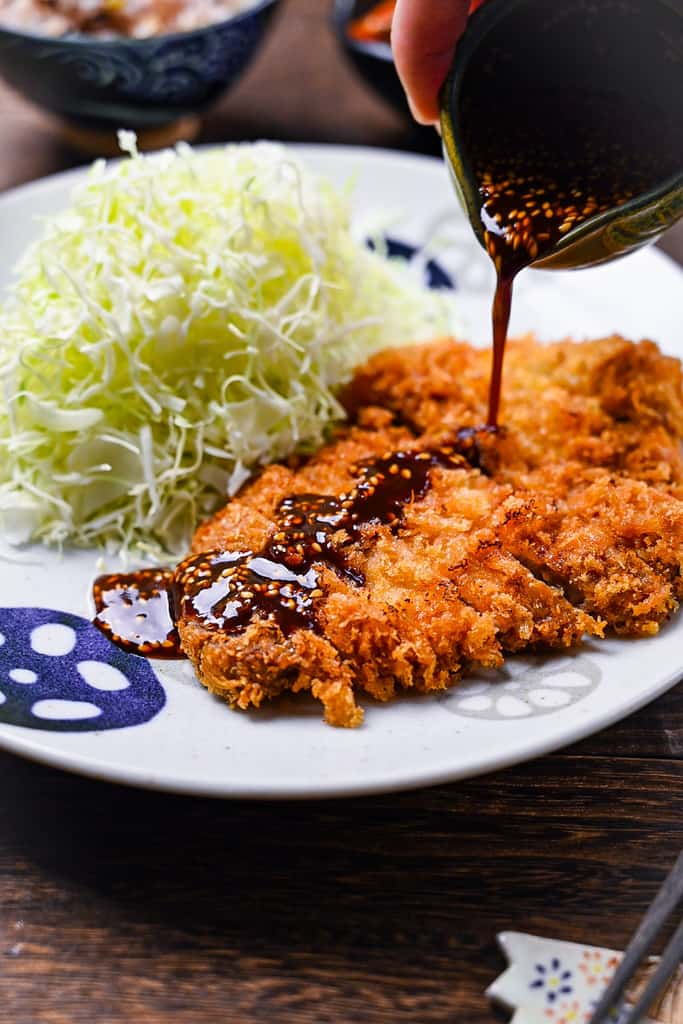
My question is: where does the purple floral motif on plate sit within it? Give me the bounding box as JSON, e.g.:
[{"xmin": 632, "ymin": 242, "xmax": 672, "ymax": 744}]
[{"xmin": 0, "ymin": 607, "xmax": 165, "ymax": 732}]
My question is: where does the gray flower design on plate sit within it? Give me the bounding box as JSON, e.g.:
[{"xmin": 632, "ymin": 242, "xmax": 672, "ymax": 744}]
[{"xmin": 440, "ymin": 652, "xmax": 602, "ymax": 720}]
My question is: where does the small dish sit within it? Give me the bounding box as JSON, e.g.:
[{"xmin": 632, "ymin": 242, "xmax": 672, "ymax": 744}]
[{"xmin": 332, "ymin": 0, "xmax": 408, "ymax": 117}]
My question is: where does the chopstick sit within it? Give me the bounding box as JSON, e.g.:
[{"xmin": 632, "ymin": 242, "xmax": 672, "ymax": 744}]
[{"xmin": 588, "ymin": 850, "xmax": 683, "ymax": 1024}]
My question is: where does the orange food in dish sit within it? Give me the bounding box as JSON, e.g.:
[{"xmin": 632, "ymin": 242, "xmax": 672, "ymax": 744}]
[
  {"xmin": 347, "ymin": 0, "xmax": 394, "ymax": 43},
  {"xmin": 347, "ymin": 1, "xmax": 491, "ymax": 45}
]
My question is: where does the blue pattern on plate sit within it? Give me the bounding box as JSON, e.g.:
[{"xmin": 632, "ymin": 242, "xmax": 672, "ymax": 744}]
[
  {"xmin": 367, "ymin": 237, "xmax": 455, "ymax": 291},
  {"xmin": 0, "ymin": 607, "xmax": 165, "ymax": 732}
]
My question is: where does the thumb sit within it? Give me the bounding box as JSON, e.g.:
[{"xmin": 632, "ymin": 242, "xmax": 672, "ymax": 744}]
[{"xmin": 392, "ymin": 0, "xmax": 470, "ymax": 125}]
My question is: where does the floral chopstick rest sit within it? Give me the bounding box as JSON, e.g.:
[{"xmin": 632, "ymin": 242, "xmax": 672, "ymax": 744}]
[{"xmin": 488, "ymin": 932, "xmax": 683, "ymax": 1024}]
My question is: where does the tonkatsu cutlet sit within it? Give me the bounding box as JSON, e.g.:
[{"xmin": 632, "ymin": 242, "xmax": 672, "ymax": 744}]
[{"xmin": 174, "ymin": 335, "xmax": 683, "ymax": 727}]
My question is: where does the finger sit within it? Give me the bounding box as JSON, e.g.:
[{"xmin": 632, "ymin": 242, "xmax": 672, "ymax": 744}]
[{"xmin": 392, "ymin": 0, "xmax": 470, "ymax": 125}]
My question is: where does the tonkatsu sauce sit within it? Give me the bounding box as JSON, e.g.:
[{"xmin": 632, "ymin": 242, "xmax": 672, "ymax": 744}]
[
  {"xmin": 470, "ymin": 88, "xmax": 679, "ymax": 427},
  {"xmin": 456, "ymin": 0, "xmax": 682, "ymax": 426},
  {"xmin": 488, "ymin": 276, "xmax": 513, "ymax": 429},
  {"xmin": 92, "ymin": 430, "xmax": 495, "ymax": 651},
  {"xmin": 93, "ymin": 568, "xmax": 182, "ymax": 658}
]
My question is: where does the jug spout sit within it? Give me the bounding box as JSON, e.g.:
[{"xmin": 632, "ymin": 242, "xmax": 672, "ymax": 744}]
[{"xmin": 440, "ymin": 0, "xmax": 683, "ymax": 274}]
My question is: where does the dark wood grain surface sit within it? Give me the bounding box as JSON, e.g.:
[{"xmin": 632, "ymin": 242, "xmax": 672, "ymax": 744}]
[{"xmin": 0, "ymin": 2, "xmax": 681, "ymax": 1022}]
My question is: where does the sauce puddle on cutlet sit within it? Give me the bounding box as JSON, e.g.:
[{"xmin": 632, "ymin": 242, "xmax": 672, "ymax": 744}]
[{"xmin": 93, "ymin": 429, "xmax": 496, "ymax": 654}]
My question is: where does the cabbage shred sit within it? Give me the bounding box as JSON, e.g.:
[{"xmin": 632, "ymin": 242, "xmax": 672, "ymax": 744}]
[{"xmin": 0, "ymin": 139, "xmax": 453, "ymax": 558}]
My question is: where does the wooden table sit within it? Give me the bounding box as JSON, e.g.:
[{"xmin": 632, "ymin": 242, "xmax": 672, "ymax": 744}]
[{"xmin": 1, "ymin": 3, "xmax": 681, "ymax": 1022}]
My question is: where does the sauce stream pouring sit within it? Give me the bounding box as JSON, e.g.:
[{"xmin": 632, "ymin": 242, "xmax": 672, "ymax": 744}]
[{"xmin": 440, "ymin": 0, "xmax": 683, "ymax": 427}]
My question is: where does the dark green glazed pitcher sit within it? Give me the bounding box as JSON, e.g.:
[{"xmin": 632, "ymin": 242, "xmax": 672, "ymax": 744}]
[{"xmin": 440, "ymin": 0, "xmax": 683, "ymax": 271}]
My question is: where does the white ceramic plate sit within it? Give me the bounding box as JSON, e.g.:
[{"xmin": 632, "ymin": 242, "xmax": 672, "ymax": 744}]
[{"xmin": 1, "ymin": 145, "xmax": 682, "ymax": 799}]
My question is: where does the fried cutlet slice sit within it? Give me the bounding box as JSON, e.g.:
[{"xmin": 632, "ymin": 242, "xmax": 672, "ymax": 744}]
[
  {"xmin": 345, "ymin": 335, "xmax": 683, "ymax": 495},
  {"xmin": 178, "ymin": 420, "xmax": 598, "ymax": 727},
  {"xmin": 311, "ymin": 465, "xmax": 599, "ymax": 710},
  {"xmin": 177, "ymin": 335, "xmax": 683, "ymax": 726},
  {"xmin": 498, "ymin": 466, "xmax": 683, "ymax": 636}
]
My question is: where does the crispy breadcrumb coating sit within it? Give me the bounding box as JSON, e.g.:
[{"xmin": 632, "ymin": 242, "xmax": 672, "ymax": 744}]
[{"xmin": 177, "ymin": 336, "xmax": 683, "ymax": 726}]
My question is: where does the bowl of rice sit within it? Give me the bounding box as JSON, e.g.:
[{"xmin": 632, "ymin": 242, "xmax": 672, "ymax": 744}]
[{"xmin": 0, "ymin": 0, "xmax": 280, "ymax": 148}]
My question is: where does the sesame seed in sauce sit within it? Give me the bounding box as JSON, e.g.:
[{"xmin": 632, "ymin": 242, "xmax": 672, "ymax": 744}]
[{"xmin": 93, "ymin": 431, "xmax": 498, "ymax": 650}]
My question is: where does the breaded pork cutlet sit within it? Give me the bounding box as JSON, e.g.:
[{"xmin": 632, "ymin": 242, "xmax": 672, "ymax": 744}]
[
  {"xmin": 348, "ymin": 335, "xmax": 683, "ymax": 497},
  {"xmin": 174, "ymin": 335, "xmax": 683, "ymax": 727}
]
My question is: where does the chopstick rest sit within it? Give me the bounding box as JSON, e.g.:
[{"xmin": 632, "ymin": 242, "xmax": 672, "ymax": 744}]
[{"xmin": 488, "ymin": 931, "xmax": 683, "ymax": 1024}]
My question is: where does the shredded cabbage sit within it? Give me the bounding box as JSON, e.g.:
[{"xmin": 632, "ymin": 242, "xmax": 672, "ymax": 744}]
[{"xmin": 0, "ymin": 137, "xmax": 456, "ymax": 558}]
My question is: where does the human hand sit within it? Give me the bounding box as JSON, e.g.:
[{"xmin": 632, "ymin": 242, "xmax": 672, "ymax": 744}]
[{"xmin": 392, "ymin": 0, "xmax": 471, "ymax": 125}]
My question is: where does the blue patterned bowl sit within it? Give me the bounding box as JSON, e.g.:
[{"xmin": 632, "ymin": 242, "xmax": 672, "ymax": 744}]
[{"xmin": 0, "ymin": 0, "xmax": 279, "ymax": 137}]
